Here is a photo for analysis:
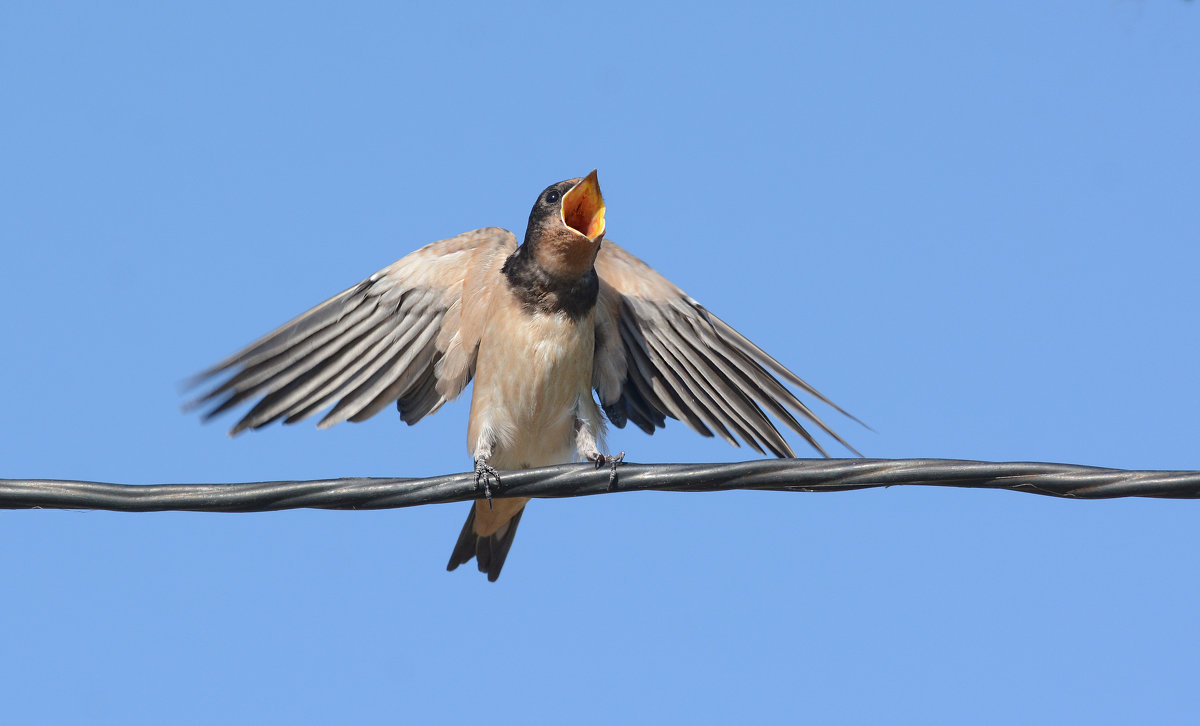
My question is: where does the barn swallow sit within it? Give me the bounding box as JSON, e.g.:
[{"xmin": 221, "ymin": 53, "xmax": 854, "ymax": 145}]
[{"xmin": 188, "ymin": 171, "xmax": 860, "ymax": 581}]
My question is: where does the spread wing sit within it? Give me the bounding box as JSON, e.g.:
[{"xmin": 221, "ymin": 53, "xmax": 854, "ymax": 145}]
[
  {"xmin": 592, "ymin": 240, "xmax": 862, "ymax": 457},
  {"xmin": 187, "ymin": 227, "xmax": 517, "ymax": 434}
]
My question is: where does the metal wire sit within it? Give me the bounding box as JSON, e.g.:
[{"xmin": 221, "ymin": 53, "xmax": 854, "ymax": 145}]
[{"xmin": 1, "ymin": 458, "xmax": 1198, "ymax": 513}]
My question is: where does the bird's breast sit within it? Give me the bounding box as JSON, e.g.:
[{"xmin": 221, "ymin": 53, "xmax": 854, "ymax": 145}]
[{"xmin": 467, "ymin": 289, "xmax": 596, "ymax": 468}]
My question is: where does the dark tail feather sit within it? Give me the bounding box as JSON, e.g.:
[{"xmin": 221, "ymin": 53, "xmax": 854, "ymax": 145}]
[
  {"xmin": 446, "ymin": 505, "xmax": 479, "ymax": 573},
  {"xmin": 445, "ymin": 504, "xmax": 525, "ymax": 582}
]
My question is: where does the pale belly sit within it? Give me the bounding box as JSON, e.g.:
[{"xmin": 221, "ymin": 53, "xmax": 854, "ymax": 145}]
[{"xmin": 467, "ymin": 302, "xmax": 597, "ymax": 470}]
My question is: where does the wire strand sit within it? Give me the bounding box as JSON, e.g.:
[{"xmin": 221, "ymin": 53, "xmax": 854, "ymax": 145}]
[{"xmin": 2, "ymin": 458, "xmax": 1198, "ymax": 513}]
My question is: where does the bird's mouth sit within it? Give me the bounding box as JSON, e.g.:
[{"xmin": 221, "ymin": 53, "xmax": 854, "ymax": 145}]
[{"xmin": 562, "ymin": 170, "xmax": 606, "ymax": 240}]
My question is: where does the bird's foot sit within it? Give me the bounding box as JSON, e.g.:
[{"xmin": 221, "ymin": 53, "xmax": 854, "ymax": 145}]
[
  {"xmin": 474, "ymin": 458, "xmax": 500, "ymax": 509},
  {"xmin": 587, "ymin": 451, "xmax": 626, "ymax": 490}
]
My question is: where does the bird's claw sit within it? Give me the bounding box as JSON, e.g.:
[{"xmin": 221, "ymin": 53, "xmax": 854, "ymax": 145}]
[
  {"xmin": 474, "ymin": 458, "xmax": 500, "ymax": 509},
  {"xmin": 588, "ymin": 451, "xmax": 626, "ymax": 490}
]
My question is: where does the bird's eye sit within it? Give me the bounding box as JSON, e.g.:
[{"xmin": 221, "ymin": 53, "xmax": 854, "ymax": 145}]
[{"xmin": 545, "ymin": 190, "xmax": 561, "ymax": 205}]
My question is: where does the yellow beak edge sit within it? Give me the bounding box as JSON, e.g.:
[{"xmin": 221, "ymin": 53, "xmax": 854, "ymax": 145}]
[{"xmin": 562, "ymin": 170, "xmax": 606, "ymax": 240}]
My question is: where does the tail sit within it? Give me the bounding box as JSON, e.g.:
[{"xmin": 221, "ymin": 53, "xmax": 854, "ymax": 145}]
[{"xmin": 446, "ymin": 503, "xmax": 526, "ymax": 582}]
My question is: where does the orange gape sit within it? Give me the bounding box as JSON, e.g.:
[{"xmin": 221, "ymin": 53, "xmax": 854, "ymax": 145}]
[{"xmin": 562, "ymin": 169, "xmax": 607, "ymax": 239}]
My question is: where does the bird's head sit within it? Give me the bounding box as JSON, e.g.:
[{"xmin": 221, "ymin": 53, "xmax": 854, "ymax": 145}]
[{"xmin": 523, "ymin": 170, "xmax": 607, "ymax": 279}]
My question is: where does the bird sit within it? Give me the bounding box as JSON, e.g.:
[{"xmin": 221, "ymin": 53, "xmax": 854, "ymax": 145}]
[{"xmin": 187, "ymin": 171, "xmax": 861, "ymax": 581}]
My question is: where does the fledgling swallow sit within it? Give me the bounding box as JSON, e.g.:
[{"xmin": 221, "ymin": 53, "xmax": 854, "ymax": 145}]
[{"xmin": 188, "ymin": 171, "xmax": 861, "ymax": 581}]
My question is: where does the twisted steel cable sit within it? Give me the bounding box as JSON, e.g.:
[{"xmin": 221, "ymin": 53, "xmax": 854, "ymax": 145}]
[{"xmin": 1, "ymin": 458, "xmax": 1198, "ymax": 513}]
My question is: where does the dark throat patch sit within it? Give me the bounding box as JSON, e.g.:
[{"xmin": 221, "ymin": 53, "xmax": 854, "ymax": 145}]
[{"xmin": 501, "ymin": 248, "xmax": 599, "ymax": 320}]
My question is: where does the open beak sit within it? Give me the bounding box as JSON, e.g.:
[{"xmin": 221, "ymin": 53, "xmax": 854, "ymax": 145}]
[{"xmin": 562, "ymin": 170, "xmax": 606, "ymax": 240}]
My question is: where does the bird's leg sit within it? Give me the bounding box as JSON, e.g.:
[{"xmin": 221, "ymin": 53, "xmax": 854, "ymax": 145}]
[
  {"xmin": 575, "ymin": 417, "xmax": 624, "ymax": 490},
  {"xmin": 472, "ymin": 440, "xmax": 499, "ymax": 509},
  {"xmin": 591, "ymin": 450, "xmax": 625, "ymax": 491},
  {"xmin": 474, "ymin": 458, "xmax": 501, "ymax": 508}
]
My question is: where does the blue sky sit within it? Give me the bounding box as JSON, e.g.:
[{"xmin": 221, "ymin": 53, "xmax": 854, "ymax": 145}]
[{"xmin": 3, "ymin": 2, "xmax": 1199, "ymax": 723}]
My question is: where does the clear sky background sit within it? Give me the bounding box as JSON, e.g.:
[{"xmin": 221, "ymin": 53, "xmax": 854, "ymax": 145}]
[{"xmin": 3, "ymin": 2, "xmax": 1198, "ymax": 724}]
